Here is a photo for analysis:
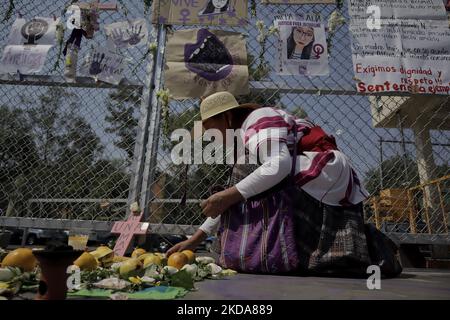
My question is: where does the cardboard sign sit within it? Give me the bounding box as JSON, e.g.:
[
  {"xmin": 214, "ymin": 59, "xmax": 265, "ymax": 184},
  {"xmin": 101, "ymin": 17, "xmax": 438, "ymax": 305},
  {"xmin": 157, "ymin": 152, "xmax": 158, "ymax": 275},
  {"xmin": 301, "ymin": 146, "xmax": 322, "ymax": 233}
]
[
  {"xmin": 275, "ymin": 14, "xmax": 329, "ymax": 76},
  {"xmin": 0, "ymin": 45, "xmax": 52, "ymax": 74},
  {"xmin": 79, "ymin": 47, "xmax": 127, "ymax": 84},
  {"xmin": 7, "ymin": 17, "xmax": 59, "ymax": 46},
  {"xmin": 349, "ymin": 0, "xmax": 450, "ymax": 95},
  {"xmin": 111, "ymin": 211, "xmax": 150, "ymax": 257},
  {"xmin": 152, "ymin": 0, "xmax": 248, "ymax": 26},
  {"xmin": 105, "ymin": 19, "xmax": 149, "ymax": 49},
  {"xmin": 165, "ymin": 28, "xmax": 249, "ymax": 98}
]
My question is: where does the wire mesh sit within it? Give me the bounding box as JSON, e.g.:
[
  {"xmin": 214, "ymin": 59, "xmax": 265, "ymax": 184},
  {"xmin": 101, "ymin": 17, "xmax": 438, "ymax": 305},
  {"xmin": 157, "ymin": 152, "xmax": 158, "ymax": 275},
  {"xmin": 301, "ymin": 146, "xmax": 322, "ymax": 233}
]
[{"xmin": 0, "ymin": 1, "xmax": 448, "ymax": 241}]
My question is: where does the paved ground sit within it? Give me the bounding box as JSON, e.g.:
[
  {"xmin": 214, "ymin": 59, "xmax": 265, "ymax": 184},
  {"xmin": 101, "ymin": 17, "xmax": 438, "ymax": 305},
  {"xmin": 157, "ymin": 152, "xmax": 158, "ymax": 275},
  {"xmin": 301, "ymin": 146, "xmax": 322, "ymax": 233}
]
[
  {"xmin": 12, "ymin": 268, "xmax": 450, "ymax": 300},
  {"xmin": 183, "ymin": 269, "xmax": 450, "ymax": 300}
]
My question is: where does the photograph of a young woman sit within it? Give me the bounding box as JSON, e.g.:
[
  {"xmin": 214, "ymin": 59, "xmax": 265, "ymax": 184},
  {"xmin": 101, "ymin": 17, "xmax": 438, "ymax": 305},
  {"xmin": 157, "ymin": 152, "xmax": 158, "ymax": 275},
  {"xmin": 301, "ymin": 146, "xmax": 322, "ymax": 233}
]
[
  {"xmin": 287, "ymin": 26, "xmax": 315, "ymax": 60},
  {"xmin": 198, "ymin": 0, "xmax": 230, "ymax": 16}
]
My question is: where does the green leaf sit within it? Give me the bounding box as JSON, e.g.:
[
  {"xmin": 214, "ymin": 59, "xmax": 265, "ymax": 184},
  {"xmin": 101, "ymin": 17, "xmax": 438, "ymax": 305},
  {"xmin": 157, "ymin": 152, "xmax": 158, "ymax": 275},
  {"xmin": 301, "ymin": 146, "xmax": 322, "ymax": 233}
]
[{"xmin": 170, "ymin": 270, "xmax": 194, "ymax": 291}]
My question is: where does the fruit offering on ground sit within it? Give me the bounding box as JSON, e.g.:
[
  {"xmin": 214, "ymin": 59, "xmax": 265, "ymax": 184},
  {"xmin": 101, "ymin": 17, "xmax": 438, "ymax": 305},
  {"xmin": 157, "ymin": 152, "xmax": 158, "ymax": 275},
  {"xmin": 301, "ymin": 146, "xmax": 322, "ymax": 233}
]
[
  {"xmin": 119, "ymin": 258, "xmax": 143, "ymax": 279},
  {"xmin": 181, "ymin": 264, "xmax": 198, "ymax": 277},
  {"xmin": 131, "ymin": 248, "xmax": 146, "ymax": 259},
  {"xmin": 0, "ymin": 268, "xmax": 15, "ymax": 282},
  {"xmin": 112, "ymin": 256, "xmax": 130, "ymax": 263},
  {"xmin": 195, "ymin": 256, "xmax": 215, "ymax": 265},
  {"xmin": 137, "ymin": 253, "xmax": 154, "ymax": 263},
  {"xmin": 90, "ymin": 246, "xmax": 114, "ymax": 268},
  {"xmin": 1, "ymin": 248, "xmax": 37, "ymax": 272},
  {"xmin": 143, "ymin": 254, "xmax": 163, "ymax": 268},
  {"xmin": 73, "ymin": 252, "xmax": 98, "ymax": 271},
  {"xmin": 167, "ymin": 252, "xmax": 189, "ymax": 270},
  {"xmin": 181, "ymin": 250, "xmax": 196, "ymax": 264}
]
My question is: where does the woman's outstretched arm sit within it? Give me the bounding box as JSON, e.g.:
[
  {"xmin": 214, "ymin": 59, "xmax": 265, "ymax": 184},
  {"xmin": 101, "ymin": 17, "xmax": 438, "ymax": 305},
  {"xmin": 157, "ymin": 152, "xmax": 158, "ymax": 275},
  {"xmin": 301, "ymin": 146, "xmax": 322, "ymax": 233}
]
[{"xmin": 235, "ymin": 142, "xmax": 292, "ymax": 200}]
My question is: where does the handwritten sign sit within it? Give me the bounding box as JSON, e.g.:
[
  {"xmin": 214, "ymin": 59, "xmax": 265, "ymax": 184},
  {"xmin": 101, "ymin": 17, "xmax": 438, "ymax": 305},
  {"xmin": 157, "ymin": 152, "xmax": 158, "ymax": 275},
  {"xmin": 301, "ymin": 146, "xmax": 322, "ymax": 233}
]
[
  {"xmin": 111, "ymin": 211, "xmax": 150, "ymax": 257},
  {"xmin": 349, "ymin": 0, "xmax": 450, "ymax": 95},
  {"xmin": 165, "ymin": 28, "xmax": 249, "ymax": 98},
  {"xmin": 152, "ymin": 0, "xmax": 248, "ymax": 26},
  {"xmin": 105, "ymin": 19, "xmax": 148, "ymax": 49},
  {"xmin": 79, "ymin": 47, "xmax": 127, "ymax": 84},
  {"xmin": 0, "ymin": 45, "xmax": 52, "ymax": 74},
  {"xmin": 275, "ymin": 14, "xmax": 329, "ymax": 76}
]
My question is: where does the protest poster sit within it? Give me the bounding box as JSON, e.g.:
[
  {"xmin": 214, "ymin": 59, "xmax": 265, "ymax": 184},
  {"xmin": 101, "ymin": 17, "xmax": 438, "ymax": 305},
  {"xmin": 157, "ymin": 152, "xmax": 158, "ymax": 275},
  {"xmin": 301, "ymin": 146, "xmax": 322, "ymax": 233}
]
[
  {"xmin": 152, "ymin": 0, "xmax": 248, "ymax": 26},
  {"xmin": 0, "ymin": 45, "xmax": 52, "ymax": 74},
  {"xmin": 164, "ymin": 28, "xmax": 249, "ymax": 98},
  {"xmin": 79, "ymin": 47, "xmax": 127, "ymax": 85},
  {"xmin": 262, "ymin": 0, "xmax": 335, "ymax": 4},
  {"xmin": 104, "ymin": 19, "xmax": 148, "ymax": 49},
  {"xmin": 349, "ymin": 0, "xmax": 450, "ymax": 95},
  {"xmin": 7, "ymin": 17, "xmax": 59, "ymax": 46},
  {"xmin": 275, "ymin": 14, "xmax": 329, "ymax": 76}
]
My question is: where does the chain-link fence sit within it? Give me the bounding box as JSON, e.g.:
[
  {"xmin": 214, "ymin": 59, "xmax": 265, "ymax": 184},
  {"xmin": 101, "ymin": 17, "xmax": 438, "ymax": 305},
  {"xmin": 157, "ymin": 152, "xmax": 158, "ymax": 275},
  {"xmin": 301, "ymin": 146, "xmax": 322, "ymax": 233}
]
[
  {"xmin": 0, "ymin": 0, "xmax": 151, "ymax": 224},
  {"xmin": 0, "ymin": 1, "xmax": 449, "ymax": 244}
]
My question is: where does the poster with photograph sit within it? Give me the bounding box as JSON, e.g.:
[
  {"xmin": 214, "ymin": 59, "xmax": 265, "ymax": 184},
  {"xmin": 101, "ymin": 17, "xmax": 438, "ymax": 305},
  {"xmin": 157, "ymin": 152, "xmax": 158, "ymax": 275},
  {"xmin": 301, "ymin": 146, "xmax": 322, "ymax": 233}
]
[
  {"xmin": 275, "ymin": 14, "xmax": 329, "ymax": 76},
  {"xmin": 165, "ymin": 28, "xmax": 249, "ymax": 98},
  {"xmin": 7, "ymin": 17, "xmax": 59, "ymax": 46},
  {"xmin": 0, "ymin": 45, "xmax": 52, "ymax": 74},
  {"xmin": 262, "ymin": 0, "xmax": 335, "ymax": 4},
  {"xmin": 152, "ymin": 0, "xmax": 248, "ymax": 26},
  {"xmin": 105, "ymin": 19, "xmax": 148, "ymax": 49},
  {"xmin": 79, "ymin": 47, "xmax": 127, "ymax": 85},
  {"xmin": 349, "ymin": 0, "xmax": 450, "ymax": 95}
]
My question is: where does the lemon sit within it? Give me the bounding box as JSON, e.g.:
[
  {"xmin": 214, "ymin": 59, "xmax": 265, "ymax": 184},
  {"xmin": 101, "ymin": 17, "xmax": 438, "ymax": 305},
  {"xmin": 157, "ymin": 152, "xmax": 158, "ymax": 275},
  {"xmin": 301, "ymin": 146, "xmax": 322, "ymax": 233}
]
[
  {"xmin": 73, "ymin": 252, "xmax": 97, "ymax": 271},
  {"xmin": 119, "ymin": 259, "xmax": 143, "ymax": 279},
  {"xmin": 143, "ymin": 255, "xmax": 162, "ymax": 268},
  {"xmin": 1, "ymin": 248, "xmax": 37, "ymax": 272},
  {"xmin": 131, "ymin": 248, "xmax": 146, "ymax": 259}
]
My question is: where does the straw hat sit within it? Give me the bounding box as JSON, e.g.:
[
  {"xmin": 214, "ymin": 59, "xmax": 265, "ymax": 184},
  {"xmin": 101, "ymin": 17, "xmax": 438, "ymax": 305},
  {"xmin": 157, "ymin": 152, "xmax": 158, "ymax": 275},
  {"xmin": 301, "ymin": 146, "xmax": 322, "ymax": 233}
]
[{"xmin": 200, "ymin": 91, "xmax": 259, "ymax": 121}]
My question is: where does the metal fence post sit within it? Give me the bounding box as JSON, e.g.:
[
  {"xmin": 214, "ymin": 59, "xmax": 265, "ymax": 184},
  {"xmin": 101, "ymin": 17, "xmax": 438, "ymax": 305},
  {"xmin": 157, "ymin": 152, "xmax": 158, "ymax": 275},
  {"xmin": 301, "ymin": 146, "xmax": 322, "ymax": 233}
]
[
  {"xmin": 139, "ymin": 26, "xmax": 167, "ymax": 222},
  {"xmin": 126, "ymin": 25, "xmax": 161, "ymax": 216}
]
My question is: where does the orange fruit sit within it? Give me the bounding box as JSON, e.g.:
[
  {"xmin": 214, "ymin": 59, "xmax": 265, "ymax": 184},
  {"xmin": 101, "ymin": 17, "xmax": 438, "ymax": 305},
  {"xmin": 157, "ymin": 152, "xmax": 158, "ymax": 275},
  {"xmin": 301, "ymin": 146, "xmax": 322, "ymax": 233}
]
[
  {"xmin": 1, "ymin": 248, "xmax": 37, "ymax": 272},
  {"xmin": 181, "ymin": 250, "xmax": 196, "ymax": 264},
  {"xmin": 167, "ymin": 252, "xmax": 189, "ymax": 270}
]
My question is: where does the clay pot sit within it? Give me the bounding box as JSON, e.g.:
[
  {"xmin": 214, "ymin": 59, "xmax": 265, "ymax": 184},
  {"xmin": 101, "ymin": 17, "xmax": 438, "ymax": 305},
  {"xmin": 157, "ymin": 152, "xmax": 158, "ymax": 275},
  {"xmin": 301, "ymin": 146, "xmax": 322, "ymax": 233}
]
[{"xmin": 33, "ymin": 249, "xmax": 82, "ymax": 300}]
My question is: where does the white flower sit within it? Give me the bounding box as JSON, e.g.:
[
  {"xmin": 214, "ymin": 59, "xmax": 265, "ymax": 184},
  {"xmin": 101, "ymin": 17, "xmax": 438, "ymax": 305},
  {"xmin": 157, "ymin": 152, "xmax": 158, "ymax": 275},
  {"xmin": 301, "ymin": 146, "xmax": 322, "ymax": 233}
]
[
  {"xmin": 268, "ymin": 26, "xmax": 278, "ymax": 36},
  {"xmin": 181, "ymin": 264, "xmax": 198, "ymax": 277},
  {"xmin": 207, "ymin": 263, "xmax": 222, "ymax": 275},
  {"xmin": 256, "ymin": 20, "xmax": 265, "ymax": 31},
  {"xmin": 162, "ymin": 266, "xmax": 178, "ymax": 275},
  {"xmin": 328, "ymin": 10, "xmax": 346, "ymax": 34},
  {"xmin": 130, "ymin": 202, "xmax": 140, "ymax": 213},
  {"xmin": 195, "ymin": 256, "xmax": 215, "ymax": 265},
  {"xmin": 148, "ymin": 42, "xmax": 158, "ymax": 55},
  {"xmin": 156, "ymin": 89, "xmax": 172, "ymax": 106}
]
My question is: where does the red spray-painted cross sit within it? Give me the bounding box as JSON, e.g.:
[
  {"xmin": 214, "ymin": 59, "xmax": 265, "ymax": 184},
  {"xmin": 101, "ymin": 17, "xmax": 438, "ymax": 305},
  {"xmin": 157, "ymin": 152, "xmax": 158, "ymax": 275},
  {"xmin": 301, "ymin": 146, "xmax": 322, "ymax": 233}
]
[{"xmin": 111, "ymin": 211, "xmax": 149, "ymax": 257}]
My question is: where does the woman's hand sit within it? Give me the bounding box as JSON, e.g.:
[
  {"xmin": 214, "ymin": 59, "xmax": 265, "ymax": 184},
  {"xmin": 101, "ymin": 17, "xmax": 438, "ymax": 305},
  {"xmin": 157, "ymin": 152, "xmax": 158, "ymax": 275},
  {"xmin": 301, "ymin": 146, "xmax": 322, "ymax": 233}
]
[
  {"xmin": 166, "ymin": 229, "xmax": 208, "ymax": 257},
  {"xmin": 200, "ymin": 186, "xmax": 244, "ymax": 218},
  {"xmin": 166, "ymin": 239, "xmax": 197, "ymax": 257}
]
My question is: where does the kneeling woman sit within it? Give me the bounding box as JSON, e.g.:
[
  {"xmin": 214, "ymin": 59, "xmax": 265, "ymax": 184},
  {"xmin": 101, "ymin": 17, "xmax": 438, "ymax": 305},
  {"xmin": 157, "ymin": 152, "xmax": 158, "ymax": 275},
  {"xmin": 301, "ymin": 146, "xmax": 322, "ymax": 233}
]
[{"xmin": 168, "ymin": 92, "xmax": 371, "ymax": 274}]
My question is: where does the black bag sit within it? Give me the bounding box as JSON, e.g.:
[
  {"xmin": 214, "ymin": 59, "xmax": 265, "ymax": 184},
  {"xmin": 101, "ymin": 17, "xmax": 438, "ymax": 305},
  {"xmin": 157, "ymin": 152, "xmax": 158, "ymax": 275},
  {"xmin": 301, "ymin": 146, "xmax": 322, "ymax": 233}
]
[{"xmin": 364, "ymin": 223, "xmax": 403, "ymax": 278}]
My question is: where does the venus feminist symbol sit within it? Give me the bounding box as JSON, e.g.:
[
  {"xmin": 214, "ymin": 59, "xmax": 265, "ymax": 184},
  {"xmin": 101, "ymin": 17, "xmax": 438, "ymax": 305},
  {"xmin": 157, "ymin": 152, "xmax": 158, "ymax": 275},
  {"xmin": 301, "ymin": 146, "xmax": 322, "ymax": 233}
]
[{"xmin": 21, "ymin": 18, "xmax": 49, "ymax": 45}]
